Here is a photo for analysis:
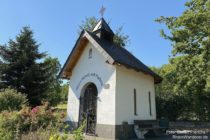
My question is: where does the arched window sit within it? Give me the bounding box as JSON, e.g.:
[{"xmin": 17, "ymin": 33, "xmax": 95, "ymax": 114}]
[{"xmin": 88, "ymin": 48, "xmax": 92, "ymax": 59}]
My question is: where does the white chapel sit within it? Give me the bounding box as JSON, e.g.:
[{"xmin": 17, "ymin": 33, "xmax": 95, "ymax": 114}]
[{"xmin": 59, "ymin": 18, "xmax": 162, "ymax": 139}]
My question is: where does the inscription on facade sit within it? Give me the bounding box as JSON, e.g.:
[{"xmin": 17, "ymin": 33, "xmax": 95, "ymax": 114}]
[{"xmin": 76, "ymin": 73, "xmax": 103, "ymax": 90}]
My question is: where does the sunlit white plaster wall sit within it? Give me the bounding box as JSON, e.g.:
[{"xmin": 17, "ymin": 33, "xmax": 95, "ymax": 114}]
[
  {"xmin": 66, "ymin": 42, "xmax": 116, "ymax": 125},
  {"xmin": 115, "ymin": 65, "xmax": 156, "ymax": 125}
]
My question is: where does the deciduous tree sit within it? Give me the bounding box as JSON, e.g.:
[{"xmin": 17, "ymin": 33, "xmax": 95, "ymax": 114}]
[
  {"xmin": 156, "ymin": 0, "xmax": 210, "ymax": 120},
  {"xmin": 79, "ymin": 16, "xmax": 130, "ymax": 47}
]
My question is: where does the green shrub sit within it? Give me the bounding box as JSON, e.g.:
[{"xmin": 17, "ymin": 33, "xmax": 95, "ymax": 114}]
[
  {"xmin": 156, "ymin": 95, "xmax": 191, "ymax": 121},
  {"xmin": 21, "ymin": 124, "xmax": 69, "ymax": 140},
  {"xmin": 0, "ymin": 102, "xmax": 67, "ymax": 140},
  {"xmin": 73, "ymin": 120, "xmax": 86, "ymax": 140},
  {"xmin": 0, "ymin": 88, "xmax": 28, "ymax": 112},
  {"xmin": 0, "ymin": 111, "xmax": 19, "ymax": 140},
  {"xmin": 18, "ymin": 102, "xmax": 64, "ymax": 131}
]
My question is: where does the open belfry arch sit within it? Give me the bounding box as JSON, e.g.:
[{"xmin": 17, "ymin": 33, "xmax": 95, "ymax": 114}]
[{"xmin": 59, "ymin": 17, "xmax": 162, "ymax": 139}]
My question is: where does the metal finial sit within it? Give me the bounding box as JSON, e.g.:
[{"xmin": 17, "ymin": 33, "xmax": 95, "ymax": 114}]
[{"xmin": 99, "ymin": 6, "xmax": 106, "ymax": 17}]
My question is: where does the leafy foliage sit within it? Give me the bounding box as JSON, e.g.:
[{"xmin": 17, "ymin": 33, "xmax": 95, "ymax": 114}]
[
  {"xmin": 78, "ymin": 17, "xmax": 98, "ymax": 33},
  {"xmin": 0, "ymin": 111, "xmax": 19, "ymax": 140},
  {"xmin": 113, "ymin": 26, "xmax": 130, "ymax": 47},
  {"xmin": 156, "ymin": 0, "xmax": 210, "ymax": 92},
  {"xmin": 73, "ymin": 120, "xmax": 86, "ymax": 140},
  {"xmin": 156, "ymin": 95, "xmax": 191, "ymax": 121},
  {"xmin": 155, "ymin": 0, "xmax": 210, "ymax": 121},
  {"xmin": 79, "ymin": 16, "xmax": 130, "ymax": 47},
  {"xmin": 0, "ymin": 88, "xmax": 28, "ymax": 112},
  {"xmin": 0, "ymin": 102, "xmax": 67, "ymax": 140},
  {"xmin": 42, "ymin": 57, "xmax": 62, "ymax": 106},
  {"xmin": 153, "ymin": 57, "xmax": 210, "ymax": 120},
  {"xmin": 59, "ymin": 84, "xmax": 69, "ymax": 102}
]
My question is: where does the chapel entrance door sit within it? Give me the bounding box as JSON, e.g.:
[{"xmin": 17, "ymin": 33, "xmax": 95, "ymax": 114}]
[{"xmin": 78, "ymin": 83, "xmax": 98, "ymax": 135}]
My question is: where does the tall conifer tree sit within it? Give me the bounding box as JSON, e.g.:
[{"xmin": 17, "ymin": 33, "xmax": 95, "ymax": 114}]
[{"xmin": 0, "ymin": 27, "xmax": 56, "ymax": 105}]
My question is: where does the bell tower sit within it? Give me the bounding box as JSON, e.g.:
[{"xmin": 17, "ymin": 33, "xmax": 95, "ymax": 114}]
[{"xmin": 92, "ymin": 18, "xmax": 114, "ymax": 42}]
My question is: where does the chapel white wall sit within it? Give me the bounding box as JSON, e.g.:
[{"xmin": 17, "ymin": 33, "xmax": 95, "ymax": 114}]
[
  {"xmin": 66, "ymin": 42, "xmax": 116, "ymax": 125},
  {"xmin": 115, "ymin": 65, "xmax": 156, "ymax": 125}
]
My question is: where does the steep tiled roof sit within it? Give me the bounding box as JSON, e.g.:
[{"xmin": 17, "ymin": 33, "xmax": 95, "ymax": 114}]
[
  {"xmin": 87, "ymin": 31, "xmax": 162, "ymax": 83},
  {"xmin": 59, "ymin": 18, "xmax": 162, "ymax": 84}
]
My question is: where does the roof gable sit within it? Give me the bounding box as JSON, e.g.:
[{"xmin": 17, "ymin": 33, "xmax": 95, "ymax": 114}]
[
  {"xmin": 59, "ymin": 18, "xmax": 162, "ymax": 84},
  {"xmin": 59, "ymin": 30, "xmax": 114, "ymax": 79}
]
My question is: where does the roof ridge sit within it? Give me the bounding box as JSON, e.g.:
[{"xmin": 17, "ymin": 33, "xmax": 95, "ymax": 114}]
[{"xmin": 60, "ymin": 29, "xmax": 162, "ymax": 84}]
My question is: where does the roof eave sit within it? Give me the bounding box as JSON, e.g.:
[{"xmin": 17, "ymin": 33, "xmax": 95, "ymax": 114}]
[
  {"xmin": 58, "ymin": 30, "xmax": 85, "ymax": 79},
  {"xmin": 59, "ymin": 30, "xmax": 115, "ymax": 79}
]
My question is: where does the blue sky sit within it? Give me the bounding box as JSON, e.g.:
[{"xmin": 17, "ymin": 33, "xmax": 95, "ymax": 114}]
[{"xmin": 0, "ymin": 0, "xmax": 187, "ymax": 67}]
